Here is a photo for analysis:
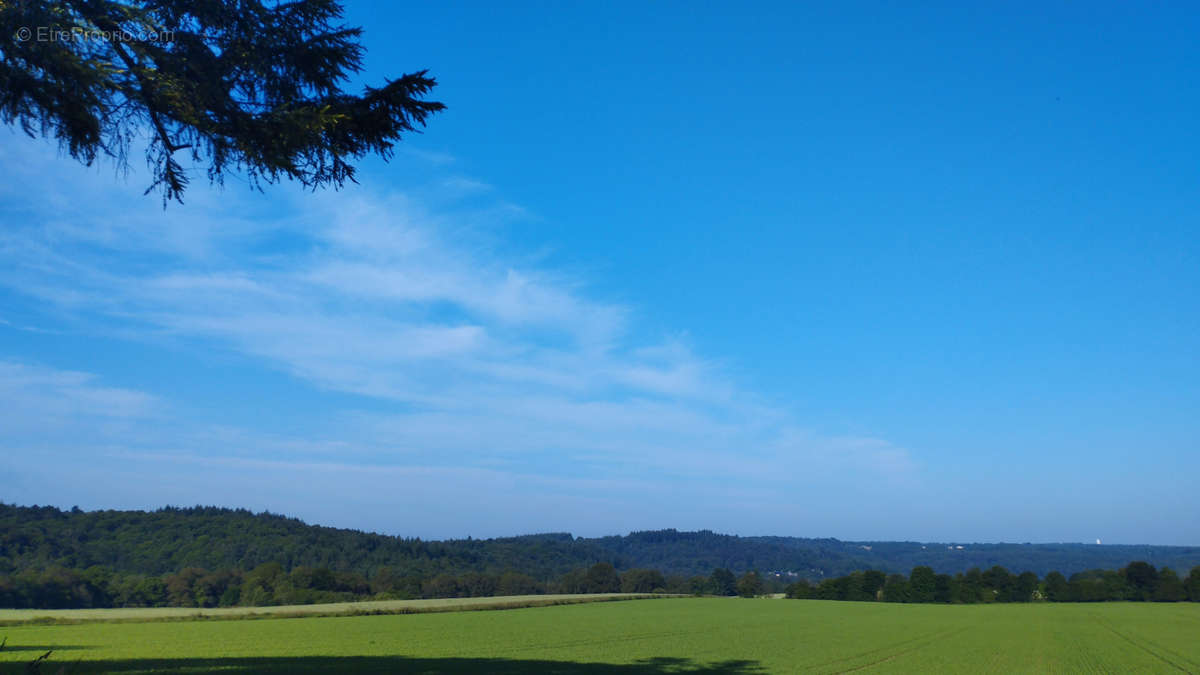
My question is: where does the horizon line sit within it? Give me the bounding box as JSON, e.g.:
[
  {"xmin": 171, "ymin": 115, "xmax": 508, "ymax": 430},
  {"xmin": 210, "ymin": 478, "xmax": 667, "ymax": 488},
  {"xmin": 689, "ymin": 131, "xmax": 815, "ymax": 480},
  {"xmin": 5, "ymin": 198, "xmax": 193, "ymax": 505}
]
[{"xmin": 6, "ymin": 501, "xmax": 1196, "ymax": 549}]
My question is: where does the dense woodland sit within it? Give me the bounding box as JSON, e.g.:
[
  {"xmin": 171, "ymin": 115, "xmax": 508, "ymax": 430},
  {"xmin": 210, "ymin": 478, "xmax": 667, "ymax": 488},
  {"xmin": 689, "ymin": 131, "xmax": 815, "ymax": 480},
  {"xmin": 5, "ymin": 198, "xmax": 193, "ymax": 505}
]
[
  {"xmin": 3, "ymin": 503, "xmax": 1199, "ymax": 609},
  {"xmin": 785, "ymin": 562, "xmax": 1200, "ymax": 604}
]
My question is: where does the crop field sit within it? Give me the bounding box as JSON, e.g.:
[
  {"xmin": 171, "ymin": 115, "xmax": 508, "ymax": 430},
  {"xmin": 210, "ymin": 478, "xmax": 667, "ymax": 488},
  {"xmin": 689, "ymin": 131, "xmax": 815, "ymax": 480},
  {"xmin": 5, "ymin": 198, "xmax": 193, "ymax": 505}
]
[
  {"xmin": 0, "ymin": 593, "xmax": 652, "ymax": 625},
  {"xmin": 2, "ymin": 598, "xmax": 1199, "ymax": 673}
]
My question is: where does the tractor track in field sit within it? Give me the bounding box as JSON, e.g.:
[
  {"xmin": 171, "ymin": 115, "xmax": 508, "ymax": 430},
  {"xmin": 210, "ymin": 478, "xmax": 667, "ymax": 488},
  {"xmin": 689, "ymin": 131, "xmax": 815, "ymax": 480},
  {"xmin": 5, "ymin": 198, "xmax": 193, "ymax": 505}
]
[
  {"xmin": 1133, "ymin": 638, "xmax": 1200, "ymax": 672},
  {"xmin": 505, "ymin": 626, "xmax": 720, "ymax": 654},
  {"xmin": 1091, "ymin": 613, "xmax": 1194, "ymax": 673},
  {"xmin": 830, "ymin": 626, "xmax": 971, "ymax": 673},
  {"xmin": 801, "ymin": 625, "xmax": 970, "ymax": 674},
  {"xmin": 1163, "ymin": 609, "xmax": 1200, "ymax": 625}
]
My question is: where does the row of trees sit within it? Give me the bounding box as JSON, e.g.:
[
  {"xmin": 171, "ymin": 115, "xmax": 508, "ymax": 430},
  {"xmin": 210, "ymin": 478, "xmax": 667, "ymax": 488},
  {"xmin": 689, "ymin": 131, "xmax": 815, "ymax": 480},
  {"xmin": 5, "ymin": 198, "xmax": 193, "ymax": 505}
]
[
  {"xmin": 0, "ymin": 562, "xmax": 778, "ymax": 609},
  {"xmin": 11, "ymin": 559, "xmax": 1198, "ymax": 609},
  {"xmin": 785, "ymin": 562, "xmax": 1200, "ymax": 603}
]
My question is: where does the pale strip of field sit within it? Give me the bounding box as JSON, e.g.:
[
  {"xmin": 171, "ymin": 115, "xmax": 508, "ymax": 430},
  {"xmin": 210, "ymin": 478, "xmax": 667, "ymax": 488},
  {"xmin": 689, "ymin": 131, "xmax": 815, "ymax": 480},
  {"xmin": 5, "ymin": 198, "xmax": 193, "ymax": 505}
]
[{"xmin": 0, "ymin": 593, "xmax": 658, "ymax": 625}]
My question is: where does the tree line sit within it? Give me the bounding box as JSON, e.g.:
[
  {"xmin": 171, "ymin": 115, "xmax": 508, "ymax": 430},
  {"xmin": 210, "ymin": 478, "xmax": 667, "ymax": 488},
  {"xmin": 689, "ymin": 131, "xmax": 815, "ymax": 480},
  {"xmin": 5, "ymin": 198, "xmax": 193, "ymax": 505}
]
[
  {"xmin": 0, "ymin": 563, "xmax": 778, "ymax": 609},
  {"xmin": 7, "ymin": 504, "xmax": 1200, "ymax": 584},
  {"xmin": 9, "ymin": 558, "xmax": 1198, "ymax": 609},
  {"xmin": 784, "ymin": 562, "xmax": 1200, "ymax": 603}
]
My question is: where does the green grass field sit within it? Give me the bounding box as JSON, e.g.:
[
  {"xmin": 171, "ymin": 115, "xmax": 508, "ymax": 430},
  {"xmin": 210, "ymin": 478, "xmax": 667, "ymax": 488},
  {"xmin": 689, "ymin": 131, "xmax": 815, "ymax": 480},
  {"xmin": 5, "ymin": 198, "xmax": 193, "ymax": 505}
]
[
  {"xmin": 0, "ymin": 593, "xmax": 652, "ymax": 625},
  {"xmin": 2, "ymin": 598, "xmax": 1198, "ymax": 673}
]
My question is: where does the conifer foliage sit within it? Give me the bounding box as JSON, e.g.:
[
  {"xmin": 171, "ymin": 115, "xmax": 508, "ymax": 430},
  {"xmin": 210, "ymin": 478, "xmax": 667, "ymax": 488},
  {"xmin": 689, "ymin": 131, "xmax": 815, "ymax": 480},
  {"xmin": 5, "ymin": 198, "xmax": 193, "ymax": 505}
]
[{"xmin": 0, "ymin": 0, "xmax": 444, "ymax": 202}]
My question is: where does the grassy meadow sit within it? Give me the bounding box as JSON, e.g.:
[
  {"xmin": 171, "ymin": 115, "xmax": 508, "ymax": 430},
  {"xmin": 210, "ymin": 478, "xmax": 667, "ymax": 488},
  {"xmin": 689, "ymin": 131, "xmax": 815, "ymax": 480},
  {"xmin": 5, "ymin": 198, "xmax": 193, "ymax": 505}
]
[
  {"xmin": 2, "ymin": 597, "xmax": 1198, "ymax": 673},
  {"xmin": 0, "ymin": 594, "xmax": 652, "ymax": 625}
]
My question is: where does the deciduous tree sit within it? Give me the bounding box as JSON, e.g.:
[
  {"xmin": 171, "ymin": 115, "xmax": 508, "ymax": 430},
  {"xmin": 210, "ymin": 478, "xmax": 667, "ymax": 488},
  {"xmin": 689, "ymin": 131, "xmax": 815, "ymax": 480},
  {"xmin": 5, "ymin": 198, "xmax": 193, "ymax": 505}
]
[
  {"xmin": 1123, "ymin": 561, "xmax": 1158, "ymax": 601},
  {"xmin": 785, "ymin": 579, "xmax": 812, "ymax": 599},
  {"xmin": 1153, "ymin": 567, "xmax": 1185, "ymax": 602},
  {"xmin": 584, "ymin": 562, "xmax": 621, "ymax": 594},
  {"xmin": 908, "ymin": 566, "xmax": 936, "ymax": 603},
  {"xmin": 620, "ymin": 568, "xmax": 666, "ymax": 594},
  {"xmin": 882, "ymin": 574, "xmax": 910, "ymax": 603},
  {"xmin": 1186, "ymin": 566, "xmax": 1200, "ymax": 602},
  {"xmin": 1043, "ymin": 571, "xmax": 1069, "ymax": 602},
  {"xmin": 736, "ymin": 571, "xmax": 763, "ymax": 598},
  {"xmin": 709, "ymin": 568, "xmax": 737, "ymax": 597}
]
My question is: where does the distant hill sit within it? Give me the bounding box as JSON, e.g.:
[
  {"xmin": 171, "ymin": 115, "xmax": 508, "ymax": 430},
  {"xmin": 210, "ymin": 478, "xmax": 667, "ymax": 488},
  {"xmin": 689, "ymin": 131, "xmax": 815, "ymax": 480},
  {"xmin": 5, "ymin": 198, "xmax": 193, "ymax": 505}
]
[
  {"xmin": 596, "ymin": 529, "xmax": 1200, "ymax": 578},
  {"xmin": 3, "ymin": 503, "xmax": 1198, "ymax": 580}
]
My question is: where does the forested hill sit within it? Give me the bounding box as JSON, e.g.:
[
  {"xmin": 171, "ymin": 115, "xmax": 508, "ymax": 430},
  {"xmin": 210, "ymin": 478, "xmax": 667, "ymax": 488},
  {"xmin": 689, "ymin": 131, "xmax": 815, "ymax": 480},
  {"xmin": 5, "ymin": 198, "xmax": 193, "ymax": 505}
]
[
  {"xmin": 597, "ymin": 530, "xmax": 1200, "ymax": 578},
  {"xmin": 3, "ymin": 503, "xmax": 1199, "ymax": 580},
  {"xmin": 0, "ymin": 504, "xmax": 608, "ymax": 580}
]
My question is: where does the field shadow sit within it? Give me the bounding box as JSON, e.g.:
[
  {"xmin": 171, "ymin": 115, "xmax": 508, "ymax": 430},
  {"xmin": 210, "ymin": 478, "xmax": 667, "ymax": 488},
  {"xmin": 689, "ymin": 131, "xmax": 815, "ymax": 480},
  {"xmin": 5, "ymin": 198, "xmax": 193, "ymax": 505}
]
[{"xmin": 0, "ymin": 655, "xmax": 765, "ymax": 674}]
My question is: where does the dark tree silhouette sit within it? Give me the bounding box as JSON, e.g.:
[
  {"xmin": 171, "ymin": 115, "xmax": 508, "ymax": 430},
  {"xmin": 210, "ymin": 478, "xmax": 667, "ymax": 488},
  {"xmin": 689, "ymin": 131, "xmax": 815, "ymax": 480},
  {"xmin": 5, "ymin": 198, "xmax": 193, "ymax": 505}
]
[
  {"xmin": 584, "ymin": 563, "xmax": 621, "ymax": 594},
  {"xmin": 620, "ymin": 569, "xmax": 666, "ymax": 594},
  {"xmin": 908, "ymin": 566, "xmax": 936, "ymax": 603},
  {"xmin": 784, "ymin": 579, "xmax": 812, "ymax": 599},
  {"xmin": 1187, "ymin": 566, "xmax": 1200, "ymax": 602},
  {"xmin": 0, "ymin": 0, "xmax": 444, "ymax": 203},
  {"xmin": 1123, "ymin": 561, "xmax": 1159, "ymax": 601},
  {"xmin": 881, "ymin": 573, "xmax": 909, "ymax": 603},
  {"xmin": 1043, "ymin": 571, "xmax": 1069, "ymax": 601},
  {"xmin": 861, "ymin": 569, "xmax": 886, "ymax": 600},
  {"xmin": 735, "ymin": 571, "xmax": 762, "ymax": 598},
  {"xmin": 709, "ymin": 568, "xmax": 737, "ymax": 597},
  {"xmin": 1153, "ymin": 567, "xmax": 1185, "ymax": 602}
]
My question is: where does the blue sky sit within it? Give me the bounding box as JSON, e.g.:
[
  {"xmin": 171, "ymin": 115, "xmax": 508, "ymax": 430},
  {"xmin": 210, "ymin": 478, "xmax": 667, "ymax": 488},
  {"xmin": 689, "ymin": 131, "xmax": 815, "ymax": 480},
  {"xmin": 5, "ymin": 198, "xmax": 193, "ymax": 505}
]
[{"xmin": 1, "ymin": 1, "xmax": 1198, "ymax": 544}]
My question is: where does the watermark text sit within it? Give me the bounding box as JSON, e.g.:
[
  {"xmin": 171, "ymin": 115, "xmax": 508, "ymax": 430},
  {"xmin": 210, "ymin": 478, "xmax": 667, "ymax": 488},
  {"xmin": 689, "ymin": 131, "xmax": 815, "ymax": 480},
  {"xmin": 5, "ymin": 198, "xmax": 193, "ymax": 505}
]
[{"xmin": 15, "ymin": 25, "xmax": 175, "ymax": 44}]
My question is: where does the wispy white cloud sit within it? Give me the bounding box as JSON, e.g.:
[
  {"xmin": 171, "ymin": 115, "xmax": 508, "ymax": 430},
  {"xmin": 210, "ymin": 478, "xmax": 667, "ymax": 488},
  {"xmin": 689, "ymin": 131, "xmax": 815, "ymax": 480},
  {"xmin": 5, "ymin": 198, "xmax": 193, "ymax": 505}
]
[
  {"xmin": 0, "ymin": 317, "xmax": 60, "ymax": 334},
  {"xmin": 0, "ymin": 132, "xmax": 919, "ymax": 535},
  {"xmin": 0, "ymin": 360, "xmax": 157, "ymax": 427},
  {"xmin": 400, "ymin": 147, "xmax": 456, "ymax": 166}
]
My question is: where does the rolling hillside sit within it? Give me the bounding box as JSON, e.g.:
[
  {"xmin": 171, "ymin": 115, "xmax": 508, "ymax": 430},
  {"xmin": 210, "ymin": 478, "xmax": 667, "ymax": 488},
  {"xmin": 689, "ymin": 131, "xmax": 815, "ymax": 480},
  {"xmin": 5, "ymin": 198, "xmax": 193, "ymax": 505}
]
[{"xmin": 3, "ymin": 503, "xmax": 1198, "ymax": 580}]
